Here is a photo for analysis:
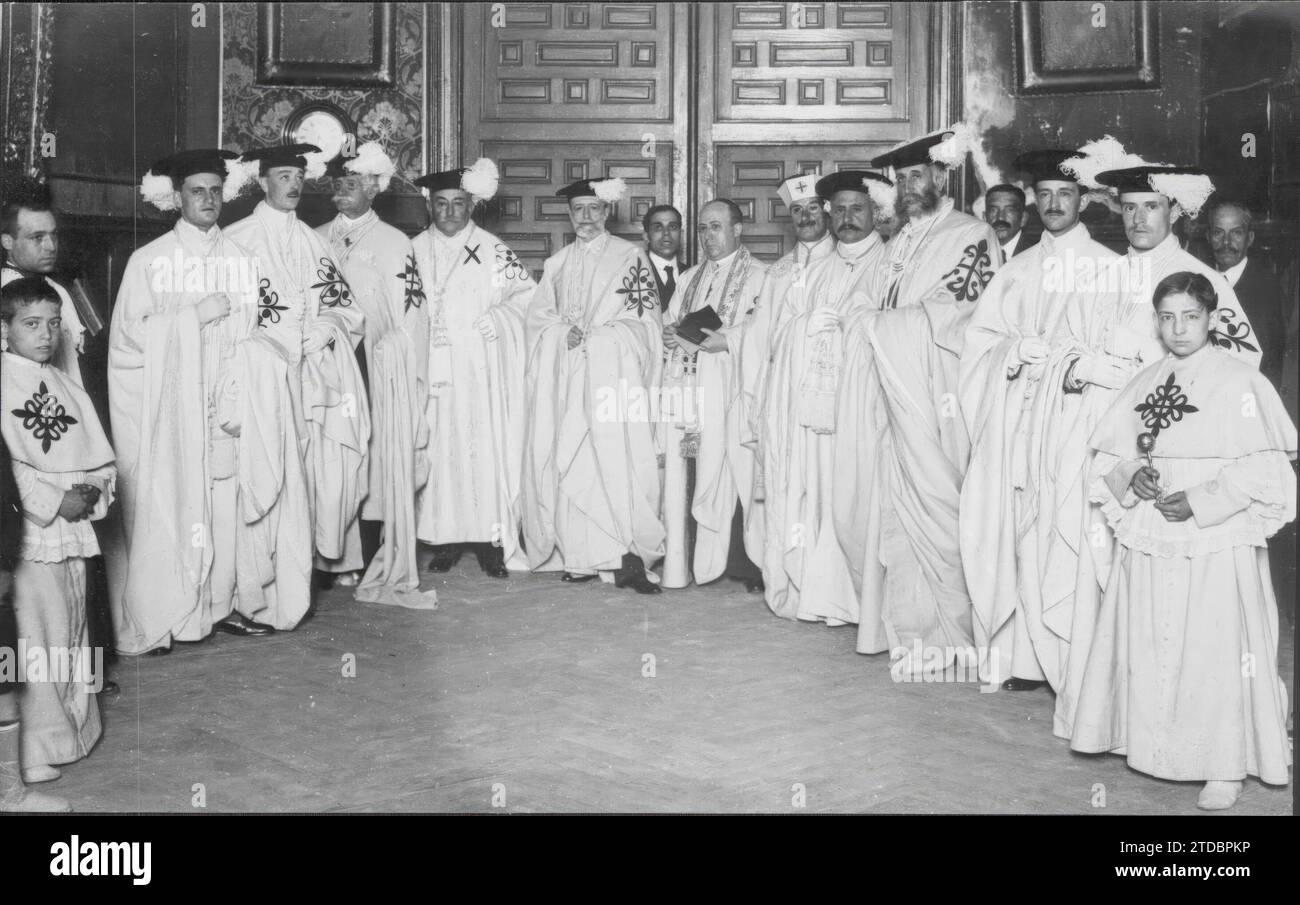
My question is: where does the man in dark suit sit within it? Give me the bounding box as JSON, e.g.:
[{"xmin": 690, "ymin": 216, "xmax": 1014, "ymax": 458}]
[
  {"xmin": 642, "ymin": 204, "xmax": 683, "ymax": 312},
  {"xmin": 983, "ymin": 184, "xmax": 1036, "ymax": 263},
  {"xmin": 1205, "ymin": 200, "xmax": 1286, "ymax": 388}
]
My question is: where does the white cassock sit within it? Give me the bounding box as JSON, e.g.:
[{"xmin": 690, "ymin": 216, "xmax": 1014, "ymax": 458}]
[
  {"xmin": 2, "ymin": 351, "xmax": 112, "ymax": 768},
  {"xmin": 1072, "ymin": 346, "xmax": 1293, "ymax": 784},
  {"xmin": 413, "ymin": 221, "xmax": 533, "ymax": 568},
  {"xmin": 317, "ymin": 210, "xmax": 435, "ymax": 606},
  {"xmin": 763, "ymin": 233, "xmax": 884, "ymax": 623},
  {"xmin": 226, "ymin": 201, "xmax": 370, "ymax": 571},
  {"xmin": 957, "ymin": 222, "xmax": 1117, "ymax": 685},
  {"xmin": 656, "ymin": 245, "xmax": 767, "ymax": 588},
  {"xmin": 105, "ymin": 219, "xmax": 313, "ymax": 652},
  {"xmin": 522, "ymin": 232, "xmax": 665, "ymax": 573},
  {"xmin": 861, "ymin": 201, "xmax": 1000, "ymax": 669},
  {"xmin": 1, "ymin": 266, "xmax": 86, "ymax": 385},
  {"xmin": 1045, "ymin": 232, "xmax": 1262, "ymax": 737}
]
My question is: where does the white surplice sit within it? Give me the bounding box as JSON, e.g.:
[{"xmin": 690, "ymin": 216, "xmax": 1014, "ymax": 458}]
[
  {"xmin": 657, "ymin": 246, "xmax": 767, "ymax": 587},
  {"xmin": 1071, "ymin": 346, "xmax": 1294, "ymax": 784}
]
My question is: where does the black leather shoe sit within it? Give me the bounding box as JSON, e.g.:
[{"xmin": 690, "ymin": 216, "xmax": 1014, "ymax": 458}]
[
  {"xmin": 743, "ymin": 577, "xmax": 765, "ymax": 593},
  {"xmin": 215, "ymin": 613, "xmax": 275, "ymax": 637},
  {"xmin": 614, "ymin": 554, "xmax": 661, "ymax": 594},
  {"xmin": 427, "ymin": 545, "xmax": 461, "ymax": 573},
  {"xmin": 1001, "ymin": 677, "xmax": 1048, "ymax": 691},
  {"xmin": 561, "ymin": 572, "xmax": 596, "ymax": 583},
  {"xmin": 476, "ymin": 544, "xmax": 509, "ymax": 579}
]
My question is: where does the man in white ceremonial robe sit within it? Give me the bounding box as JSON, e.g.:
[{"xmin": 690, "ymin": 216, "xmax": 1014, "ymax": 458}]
[
  {"xmin": 317, "ymin": 144, "xmax": 434, "ymax": 605},
  {"xmin": 740, "ymin": 177, "xmax": 835, "ymax": 603},
  {"xmin": 859, "ymin": 129, "xmax": 1001, "ymax": 673},
  {"xmin": 758, "ymin": 172, "xmax": 890, "ymax": 628},
  {"xmin": 958, "ymin": 149, "xmax": 1118, "ymax": 689},
  {"xmin": 522, "ymin": 177, "xmax": 665, "ymax": 594},
  {"xmin": 226, "ymin": 143, "xmax": 370, "ymax": 585},
  {"xmin": 413, "ymin": 159, "xmax": 533, "ymax": 579},
  {"xmin": 107, "ymin": 148, "xmax": 301, "ymax": 653},
  {"xmin": 1036, "ymin": 150, "xmax": 1262, "ymax": 738},
  {"xmin": 658, "ymin": 199, "xmax": 767, "ymax": 590}
]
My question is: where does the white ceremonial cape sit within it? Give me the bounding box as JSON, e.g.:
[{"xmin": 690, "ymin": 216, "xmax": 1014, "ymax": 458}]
[
  {"xmin": 861, "ymin": 202, "xmax": 1000, "ymax": 668},
  {"xmin": 226, "ymin": 201, "xmax": 370, "ymax": 568},
  {"xmin": 656, "ymin": 246, "xmax": 767, "ymax": 587},
  {"xmin": 522, "ymin": 232, "xmax": 665, "ymax": 572},
  {"xmin": 317, "ymin": 211, "xmax": 434, "ymax": 605},
  {"xmin": 956, "ymin": 223, "xmax": 1118, "ymax": 684},
  {"xmin": 763, "ymin": 233, "xmax": 885, "ymax": 623},
  {"xmin": 1043, "ymin": 232, "xmax": 1262, "ymax": 737},
  {"xmin": 1, "ymin": 266, "xmax": 85, "ymax": 385},
  {"xmin": 105, "ymin": 221, "xmax": 275, "ymax": 652},
  {"xmin": 413, "ymin": 222, "xmax": 533, "ymax": 569},
  {"xmin": 1070, "ymin": 346, "xmax": 1293, "ymax": 783}
]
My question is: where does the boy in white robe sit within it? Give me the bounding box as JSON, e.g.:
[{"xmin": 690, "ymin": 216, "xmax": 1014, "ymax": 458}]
[
  {"xmin": 227, "ymin": 143, "xmax": 370, "ymax": 584},
  {"xmin": 1, "ymin": 277, "xmax": 112, "ymax": 783},
  {"xmin": 413, "ymin": 159, "xmax": 533, "ymax": 579},
  {"xmin": 1073, "ymin": 270, "xmax": 1294, "ymax": 811},
  {"xmin": 318, "ymin": 144, "xmax": 434, "ymax": 605}
]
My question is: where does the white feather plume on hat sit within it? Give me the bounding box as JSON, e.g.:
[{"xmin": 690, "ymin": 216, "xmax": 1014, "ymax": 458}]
[
  {"xmin": 864, "ymin": 177, "xmax": 896, "ymax": 219},
  {"xmin": 304, "ymin": 149, "xmax": 328, "ymax": 181},
  {"xmin": 460, "ymin": 157, "xmax": 499, "ymax": 202},
  {"xmin": 222, "ymin": 155, "xmax": 255, "ymax": 201},
  {"xmin": 140, "ymin": 171, "xmax": 179, "ymax": 211},
  {"xmin": 928, "ymin": 123, "xmax": 975, "ymax": 168},
  {"xmin": 1148, "ymin": 172, "xmax": 1215, "ymax": 218},
  {"xmin": 593, "ymin": 177, "xmax": 627, "ymax": 204},
  {"xmin": 345, "ymin": 141, "xmax": 397, "ymax": 192},
  {"xmin": 1061, "ymin": 136, "xmax": 1145, "ymax": 190}
]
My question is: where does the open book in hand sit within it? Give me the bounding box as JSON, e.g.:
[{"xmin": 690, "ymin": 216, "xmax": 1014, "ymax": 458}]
[{"xmin": 675, "ymin": 305, "xmax": 722, "ymax": 346}]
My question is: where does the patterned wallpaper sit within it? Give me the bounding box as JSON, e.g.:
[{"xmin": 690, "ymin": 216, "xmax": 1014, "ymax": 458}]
[{"xmin": 220, "ymin": 1, "xmax": 425, "ymax": 191}]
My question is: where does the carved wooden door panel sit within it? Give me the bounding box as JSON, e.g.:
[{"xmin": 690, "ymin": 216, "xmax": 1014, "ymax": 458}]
[
  {"xmin": 458, "ymin": 2, "xmax": 940, "ymax": 271},
  {"xmin": 461, "ymin": 2, "xmax": 690, "ymax": 279}
]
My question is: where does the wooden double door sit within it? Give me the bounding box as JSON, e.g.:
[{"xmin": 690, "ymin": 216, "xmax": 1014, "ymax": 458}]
[{"xmin": 447, "ymin": 1, "xmax": 957, "ymax": 277}]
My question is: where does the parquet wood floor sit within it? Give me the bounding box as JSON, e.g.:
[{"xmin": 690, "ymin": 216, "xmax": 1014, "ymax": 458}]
[{"xmin": 51, "ymin": 562, "xmax": 1293, "ymax": 814}]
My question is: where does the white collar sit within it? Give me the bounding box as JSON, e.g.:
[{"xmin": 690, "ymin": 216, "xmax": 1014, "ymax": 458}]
[
  {"xmin": 648, "ymin": 251, "xmax": 678, "ymax": 271},
  {"xmin": 836, "ymin": 234, "xmax": 878, "ymax": 260},
  {"xmin": 1128, "ymin": 231, "xmax": 1181, "ymax": 260},
  {"xmin": 799, "ymin": 233, "xmax": 834, "ymax": 254},
  {"xmin": 1220, "ymin": 256, "xmax": 1248, "ymax": 287},
  {"xmin": 256, "ymin": 200, "xmax": 298, "ymax": 230},
  {"xmin": 176, "ymin": 219, "xmax": 220, "ymax": 240},
  {"xmin": 431, "ymin": 221, "xmax": 474, "ymax": 245},
  {"xmin": 1000, "ymin": 231, "xmax": 1022, "ymax": 256},
  {"xmin": 706, "ymin": 249, "xmax": 739, "ymax": 271},
  {"xmin": 576, "ymin": 231, "xmax": 609, "ymax": 254}
]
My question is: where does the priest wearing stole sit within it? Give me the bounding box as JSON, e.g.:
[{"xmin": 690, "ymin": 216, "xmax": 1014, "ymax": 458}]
[
  {"xmin": 413, "ymin": 158, "xmax": 533, "ymax": 579},
  {"xmin": 1038, "ymin": 145, "xmax": 1262, "ymax": 739},
  {"xmin": 318, "ymin": 144, "xmax": 434, "ymax": 606},
  {"xmin": 759, "ymin": 172, "xmax": 889, "ymax": 627},
  {"xmin": 858, "ymin": 128, "xmax": 1001, "ymax": 673},
  {"xmin": 522, "ymin": 177, "xmax": 665, "ymax": 594},
  {"xmin": 658, "ymin": 199, "xmax": 767, "ymax": 591},
  {"xmin": 226, "ymin": 143, "xmax": 370, "ymax": 586},
  {"xmin": 107, "ymin": 148, "xmax": 297, "ymax": 653},
  {"xmin": 957, "ymin": 149, "xmax": 1118, "ymax": 690}
]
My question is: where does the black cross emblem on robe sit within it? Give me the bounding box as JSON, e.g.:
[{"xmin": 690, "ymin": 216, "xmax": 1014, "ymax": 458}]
[{"xmin": 464, "ymin": 244, "xmax": 482, "ymax": 265}]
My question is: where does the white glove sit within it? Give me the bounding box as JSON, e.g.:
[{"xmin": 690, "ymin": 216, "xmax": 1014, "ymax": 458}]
[
  {"xmin": 1013, "ymin": 335, "xmax": 1050, "ymax": 365},
  {"xmin": 1073, "ymin": 352, "xmax": 1138, "ymax": 390},
  {"xmin": 475, "ymin": 314, "xmax": 498, "ymax": 341},
  {"xmin": 302, "ymin": 323, "xmax": 332, "ymax": 355},
  {"xmin": 805, "ymin": 308, "xmax": 841, "ymax": 336}
]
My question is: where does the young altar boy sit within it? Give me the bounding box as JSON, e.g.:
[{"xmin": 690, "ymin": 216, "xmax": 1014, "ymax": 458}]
[
  {"xmin": 1071, "ymin": 270, "xmax": 1295, "ymax": 810},
  {"xmin": 0, "ymin": 276, "xmax": 113, "ymax": 783}
]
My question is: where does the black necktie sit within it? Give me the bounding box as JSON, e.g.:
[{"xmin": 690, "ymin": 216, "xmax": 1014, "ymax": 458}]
[{"xmin": 663, "ymin": 265, "xmax": 676, "ymax": 309}]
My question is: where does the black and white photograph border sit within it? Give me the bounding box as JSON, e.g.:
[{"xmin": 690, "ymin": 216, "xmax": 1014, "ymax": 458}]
[{"xmin": 0, "ymin": 0, "xmax": 1295, "ymax": 827}]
